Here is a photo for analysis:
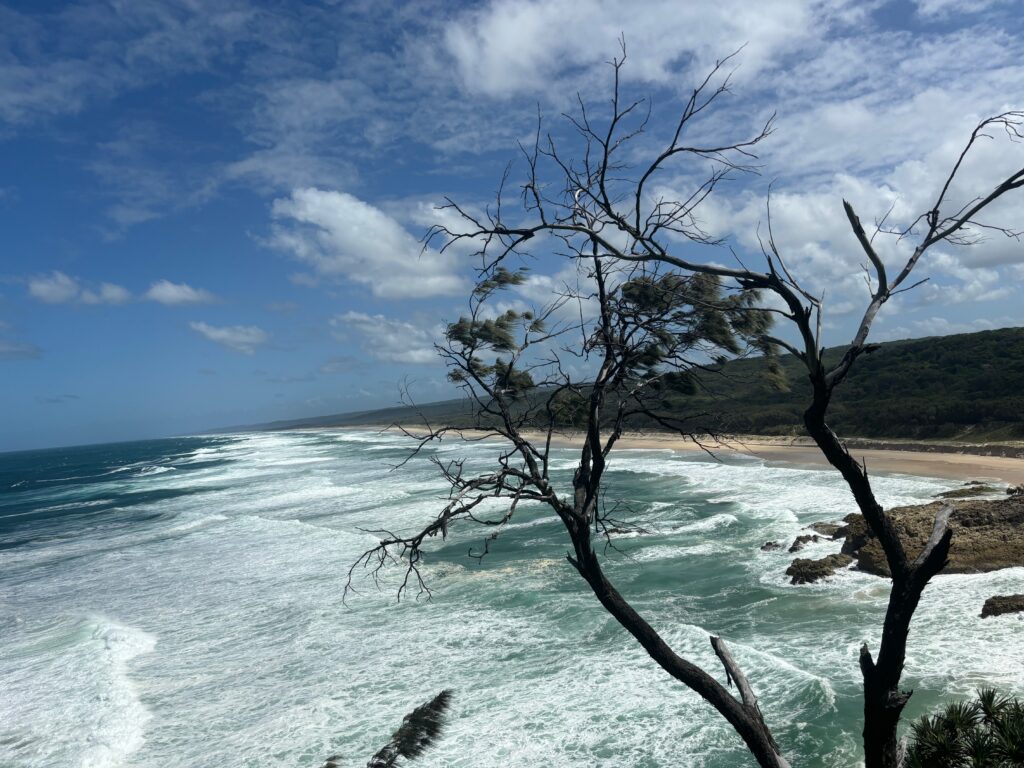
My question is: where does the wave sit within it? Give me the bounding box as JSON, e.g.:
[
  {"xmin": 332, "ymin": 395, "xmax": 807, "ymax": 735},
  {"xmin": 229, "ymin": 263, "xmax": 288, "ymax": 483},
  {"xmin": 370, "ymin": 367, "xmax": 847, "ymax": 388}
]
[
  {"xmin": 163, "ymin": 513, "xmax": 228, "ymax": 536},
  {"xmin": 0, "ymin": 618, "xmax": 155, "ymax": 768},
  {"xmin": 32, "ymin": 498, "xmax": 115, "ymax": 514},
  {"xmin": 137, "ymin": 465, "xmax": 175, "ymax": 476},
  {"xmin": 80, "ymin": 620, "xmax": 156, "ymax": 768},
  {"xmin": 4, "ymin": 428, "xmax": 1023, "ymax": 768}
]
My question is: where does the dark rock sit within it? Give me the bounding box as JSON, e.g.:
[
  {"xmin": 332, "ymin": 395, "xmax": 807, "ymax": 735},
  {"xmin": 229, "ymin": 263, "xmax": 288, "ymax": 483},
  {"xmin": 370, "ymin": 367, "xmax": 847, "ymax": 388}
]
[
  {"xmin": 788, "ymin": 534, "xmax": 820, "ymax": 553},
  {"xmin": 760, "ymin": 541, "xmax": 781, "ymax": 551},
  {"xmin": 937, "ymin": 484, "xmax": 999, "ymax": 499},
  {"xmin": 981, "ymin": 594, "xmax": 1024, "ymax": 618},
  {"xmin": 786, "ymin": 554, "xmax": 854, "ymax": 584},
  {"xmin": 1008, "ymin": 485, "xmax": 1023, "ymax": 497},
  {"xmin": 835, "ymin": 512, "xmax": 866, "ymax": 550},
  {"xmin": 809, "ymin": 522, "xmax": 843, "ymax": 538},
  {"xmin": 839, "ymin": 495, "xmax": 1024, "ymax": 577}
]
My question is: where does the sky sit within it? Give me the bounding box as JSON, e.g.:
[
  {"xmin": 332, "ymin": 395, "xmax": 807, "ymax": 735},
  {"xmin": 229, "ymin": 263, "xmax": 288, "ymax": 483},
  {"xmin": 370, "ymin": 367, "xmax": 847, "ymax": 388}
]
[{"xmin": 1, "ymin": 0, "xmax": 1023, "ymax": 452}]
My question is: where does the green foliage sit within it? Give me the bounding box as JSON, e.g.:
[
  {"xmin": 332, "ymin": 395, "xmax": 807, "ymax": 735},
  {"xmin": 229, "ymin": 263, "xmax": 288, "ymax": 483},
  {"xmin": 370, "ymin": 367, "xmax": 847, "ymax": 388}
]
[
  {"xmin": 445, "ymin": 312, "xmax": 521, "ymax": 353},
  {"xmin": 472, "ymin": 267, "xmax": 527, "ymax": 297},
  {"xmin": 278, "ymin": 328, "xmax": 1024, "ymax": 442},
  {"xmin": 548, "ymin": 388, "xmax": 588, "ymax": 426},
  {"xmin": 492, "ymin": 358, "xmax": 535, "ymax": 397},
  {"xmin": 906, "ymin": 688, "xmax": 1024, "ymax": 768},
  {"xmin": 445, "ymin": 269, "xmax": 542, "ymax": 398},
  {"xmin": 616, "ymin": 272, "xmax": 777, "ymax": 382},
  {"xmin": 686, "ymin": 327, "xmax": 1024, "ymax": 440}
]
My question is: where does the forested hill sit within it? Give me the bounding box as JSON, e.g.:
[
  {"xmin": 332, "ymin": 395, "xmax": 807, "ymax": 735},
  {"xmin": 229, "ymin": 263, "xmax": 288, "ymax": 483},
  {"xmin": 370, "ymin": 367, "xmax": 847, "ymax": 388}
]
[
  {"xmin": 244, "ymin": 327, "xmax": 1024, "ymax": 442},
  {"xmin": 687, "ymin": 326, "xmax": 1024, "ymax": 441}
]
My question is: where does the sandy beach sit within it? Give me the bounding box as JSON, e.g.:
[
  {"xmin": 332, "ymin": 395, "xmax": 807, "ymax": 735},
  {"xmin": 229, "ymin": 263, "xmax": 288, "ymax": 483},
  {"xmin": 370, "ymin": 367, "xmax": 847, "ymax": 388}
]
[
  {"xmin": 365, "ymin": 425, "xmax": 1024, "ymax": 485},
  {"xmin": 542, "ymin": 432, "xmax": 1024, "ymax": 485}
]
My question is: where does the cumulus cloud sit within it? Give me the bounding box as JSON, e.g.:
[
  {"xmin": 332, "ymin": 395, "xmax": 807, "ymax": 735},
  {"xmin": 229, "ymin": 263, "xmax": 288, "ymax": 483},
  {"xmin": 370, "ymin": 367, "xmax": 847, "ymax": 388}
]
[
  {"xmin": 688, "ymin": 152, "xmax": 1024, "ymax": 321},
  {"xmin": 189, "ymin": 321, "xmax": 267, "ymax": 354},
  {"xmin": 28, "ymin": 271, "xmax": 131, "ymax": 305},
  {"xmin": 145, "ymin": 280, "xmax": 216, "ymax": 305},
  {"xmin": 81, "ymin": 283, "xmax": 132, "ymax": 305},
  {"xmin": 28, "ymin": 271, "xmax": 80, "ymax": 303},
  {"xmin": 441, "ymin": 0, "xmax": 837, "ymax": 98},
  {"xmin": 431, "ymin": 0, "xmax": 1024, "ymax": 345},
  {"xmin": 332, "ymin": 311, "xmax": 440, "ymax": 364},
  {"xmin": 268, "ymin": 188, "xmax": 467, "ymax": 299}
]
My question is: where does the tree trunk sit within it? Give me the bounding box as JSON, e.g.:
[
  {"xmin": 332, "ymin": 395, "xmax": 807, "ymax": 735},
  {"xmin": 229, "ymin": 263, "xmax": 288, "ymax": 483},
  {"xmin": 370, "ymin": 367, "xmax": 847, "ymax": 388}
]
[
  {"xmin": 861, "ymin": 644, "xmax": 910, "ymax": 768},
  {"xmin": 566, "ymin": 526, "xmax": 790, "ymax": 768}
]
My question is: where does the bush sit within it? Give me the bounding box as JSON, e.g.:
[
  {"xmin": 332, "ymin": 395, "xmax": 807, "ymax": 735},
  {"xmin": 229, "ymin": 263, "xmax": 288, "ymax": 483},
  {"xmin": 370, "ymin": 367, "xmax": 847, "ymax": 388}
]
[{"xmin": 906, "ymin": 688, "xmax": 1024, "ymax": 767}]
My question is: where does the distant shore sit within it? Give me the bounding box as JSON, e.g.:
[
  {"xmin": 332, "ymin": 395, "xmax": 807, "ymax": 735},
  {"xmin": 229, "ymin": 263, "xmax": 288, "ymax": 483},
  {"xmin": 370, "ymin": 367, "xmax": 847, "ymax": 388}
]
[
  {"xmin": 339, "ymin": 425, "xmax": 1024, "ymax": 485},
  {"xmin": 612, "ymin": 433, "xmax": 1024, "ymax": 485}
]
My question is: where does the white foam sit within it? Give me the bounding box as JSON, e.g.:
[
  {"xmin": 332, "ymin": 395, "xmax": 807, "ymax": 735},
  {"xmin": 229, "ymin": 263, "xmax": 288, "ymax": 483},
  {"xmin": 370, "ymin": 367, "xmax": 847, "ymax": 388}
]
[
  {"xmin": 0, "ymin": 618, "xmax": 156, "ymax": 768},
  {"xmin": 137, "ymin": 465, "xmax": 175, "ymax": 476},
  {"xmin": 163, "ymin": 513, "xmax": 228, "ymax": 535},
  {"xmin": 4, "ymin": 429, "xmax": 1021, "ymax": 768},
  {"xmin": 33, "ymin": 498, "xmax": 115, "ymax": 514}
]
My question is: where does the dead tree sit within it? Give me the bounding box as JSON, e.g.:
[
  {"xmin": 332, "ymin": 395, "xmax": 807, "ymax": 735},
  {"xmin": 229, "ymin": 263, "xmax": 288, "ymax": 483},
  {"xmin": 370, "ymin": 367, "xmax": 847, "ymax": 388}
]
[{"xmin": 349, "ymin": 46, "xmax": 1023, "ymax": 768}]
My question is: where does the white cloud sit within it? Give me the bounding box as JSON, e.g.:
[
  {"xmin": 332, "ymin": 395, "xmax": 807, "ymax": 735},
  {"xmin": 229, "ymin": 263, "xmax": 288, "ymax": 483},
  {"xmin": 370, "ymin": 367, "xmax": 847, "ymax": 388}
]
[
  {"xmin": 914, "ymin": 0, "xmax": 1012, "ymax": 19},
  {"xmin": 690, "ymin": 153, "xmax": 1024, "ymax": 326},
  {"xmin": 189, "ymin": 321, "xmax": 267, "ymax": 354},
  {"xmin": 430, "ymin": 1, "xmax": 1024, "ymax": 347},
  {"xmin": 28, "ymin": 271, "xmax": 130, "ymax": 305},
  {"xmin": 81, "ymin": 283, "xmax": 132, "ymax": 305},
  {"xmin": 332, "ymin": 311, "xmax": 439, "ymax": 364},
  {"xmin": 0, "ymin": 3, "xmax": 259, "ymax": 127},
  {"xmin": 146, "ymin": 280, "xmax": 216, "ymax": 305},
  {"xmin": 441, "ymin": 0, "xmax": 838, "ymax": 98},
  {"xmin": 269, "ymin": 188, "xmax": 467, "ymax": 299},
  {"xmin": 28, "ymin": 271, "xmax": 80, "ymax": 303}
]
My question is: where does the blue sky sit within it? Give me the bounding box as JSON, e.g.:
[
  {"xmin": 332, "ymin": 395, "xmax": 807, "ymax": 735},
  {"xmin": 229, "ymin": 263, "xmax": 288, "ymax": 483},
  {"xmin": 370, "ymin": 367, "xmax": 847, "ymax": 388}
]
[{"xmin": 2, "ymin": 0, "xmax": 1023, "ymax": 451}]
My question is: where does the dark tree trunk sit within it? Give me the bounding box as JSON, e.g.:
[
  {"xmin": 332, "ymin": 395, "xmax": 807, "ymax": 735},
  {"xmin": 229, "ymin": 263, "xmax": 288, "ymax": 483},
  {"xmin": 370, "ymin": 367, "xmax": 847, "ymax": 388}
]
[
  {"xmin": 566, "ymin": 522, "xmax": 790, "ymax": 768},
  {"xmin": 804, "ymin": 388, "xmax": 951, "ymax": 768}
]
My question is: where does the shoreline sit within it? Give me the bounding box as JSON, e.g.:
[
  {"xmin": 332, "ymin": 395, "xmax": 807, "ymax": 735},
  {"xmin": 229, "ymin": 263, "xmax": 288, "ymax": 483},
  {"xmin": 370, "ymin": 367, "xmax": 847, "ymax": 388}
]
[
  {"xmin": 329, "ymin": 425, "xmax": 1024, "ymax": 485},
  {"xmin": 539, "ymin": 431, "xmax": 1024, "ymax": 485}
]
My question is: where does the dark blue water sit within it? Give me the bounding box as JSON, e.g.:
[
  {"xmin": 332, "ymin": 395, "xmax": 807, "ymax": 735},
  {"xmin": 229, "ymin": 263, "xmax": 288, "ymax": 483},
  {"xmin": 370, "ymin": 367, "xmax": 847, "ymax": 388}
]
[{"xmin": 0, "ymin": 436, "xmax": 236, "ymax": 550}]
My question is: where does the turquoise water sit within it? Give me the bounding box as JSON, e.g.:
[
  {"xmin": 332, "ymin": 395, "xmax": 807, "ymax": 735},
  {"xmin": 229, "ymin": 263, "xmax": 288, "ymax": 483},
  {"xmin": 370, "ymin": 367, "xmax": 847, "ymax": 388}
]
[{"xmin": 1, "ymin": 430, "xmax": 1022, "ymax": 767}]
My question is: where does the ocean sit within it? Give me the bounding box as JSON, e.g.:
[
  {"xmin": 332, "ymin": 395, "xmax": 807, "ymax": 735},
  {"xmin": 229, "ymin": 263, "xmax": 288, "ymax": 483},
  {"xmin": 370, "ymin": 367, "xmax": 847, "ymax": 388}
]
[{"xmin": 1, "ymin": 429, "xmax": 1022, "ymax": 767}]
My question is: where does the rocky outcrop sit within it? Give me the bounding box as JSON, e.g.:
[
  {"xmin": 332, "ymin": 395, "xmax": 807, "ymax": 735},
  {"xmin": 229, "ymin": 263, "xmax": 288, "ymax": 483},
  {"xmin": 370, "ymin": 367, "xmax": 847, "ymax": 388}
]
[
  {"xmin": 1008, "ymin": 485, "xmax": 1023, "ymax": 497},
  {"xmin": 937, "ymin": 482, "xmax": 1000, "ymax": 499},
  {"xmin": 839, "ymin": 495, "xmax": 1024, "ymax": 577},
  {"xmin": 786, "ymin": 553, "xmax": 854, "ymax": 584},
  {"xmin": 788, "ymin": 534, "xmax": 820, "ymax": 553},
  {"xmin": 760, "ymin": 541, "xmax": 781, "ymax": 552},
  {"xmin": 809, "ymin": 522, "xmax": 842, "ymax": 538},
  {"xmin": 981, "ymin": 594, "xmax": 1024, "ymax": 618}
]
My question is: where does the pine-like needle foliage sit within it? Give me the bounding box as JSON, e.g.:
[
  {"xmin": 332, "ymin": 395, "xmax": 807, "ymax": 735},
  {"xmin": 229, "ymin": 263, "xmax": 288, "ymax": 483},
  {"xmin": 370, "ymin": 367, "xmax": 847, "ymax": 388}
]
[
  {"xmin": 365, "ymin": 689, "xmax": 454, "ymax": 768},
  {"xmin": 906, "ymin": 688, "xmax": 1024, "ymax": 767}
]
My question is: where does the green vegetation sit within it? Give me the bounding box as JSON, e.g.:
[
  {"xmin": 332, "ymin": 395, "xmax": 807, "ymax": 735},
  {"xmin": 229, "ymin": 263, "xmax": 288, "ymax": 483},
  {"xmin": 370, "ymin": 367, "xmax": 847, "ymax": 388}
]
[
  {"xmin": 239, "ymin": 327, "xmax": 1024, "ymax": 442},
  {"xmin": 906, "ymin": 688, "xmax": 1024, "ymax": 767},
  {"xmin": 673, "ymin": 327, "xmax": 1024, "ymax": 441}
]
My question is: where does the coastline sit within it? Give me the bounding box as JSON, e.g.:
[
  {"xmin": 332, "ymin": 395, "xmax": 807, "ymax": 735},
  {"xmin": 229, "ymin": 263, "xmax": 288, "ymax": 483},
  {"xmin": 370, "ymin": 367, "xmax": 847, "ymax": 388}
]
[
  {"xmin": 343, "ymin": 425, "xmax": 1024, "ymax": 485},
  {"xmin": 605, "ymin": 433, "xmax": 1024, "ymax": 485}
]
